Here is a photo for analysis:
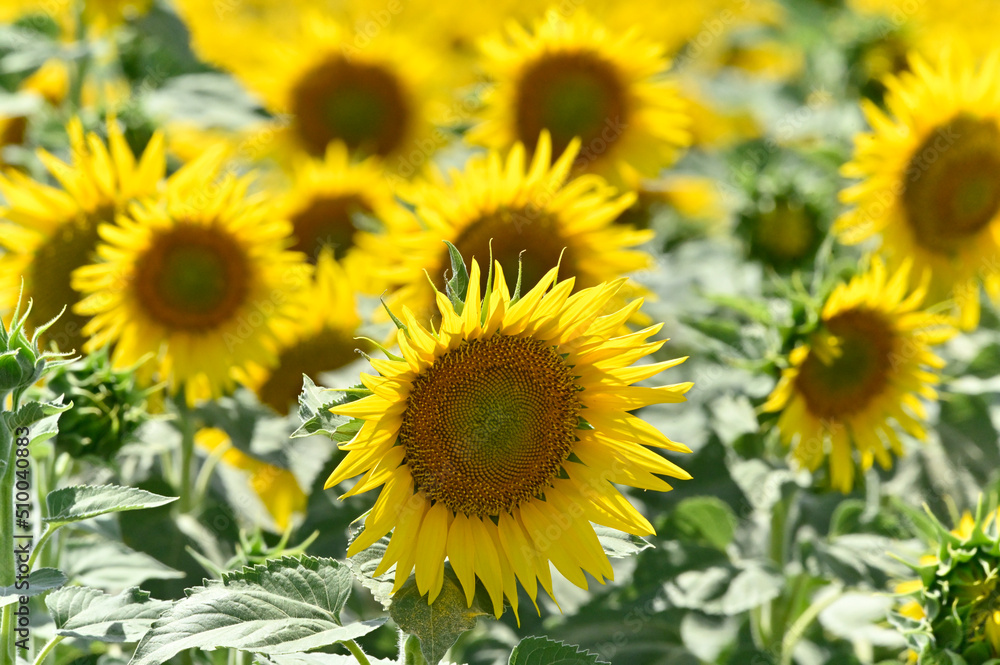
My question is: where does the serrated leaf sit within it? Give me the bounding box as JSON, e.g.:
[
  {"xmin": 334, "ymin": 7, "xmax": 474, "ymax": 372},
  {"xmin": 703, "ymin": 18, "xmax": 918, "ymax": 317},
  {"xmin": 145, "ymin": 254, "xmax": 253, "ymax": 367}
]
[
  {"xmin": 508, "ymin": 636, "xmax": 610, "ymax": 665},
  {"xmin": 0, "ymin": 568, "xmax": 66, "ymax": 607},
  {"xmin": 390, "ymin": 568, "xmax": 486, "ymax": 665},
  {"xmin": 130, "ymin": 556, "xmax": 382, "ymax": 665},
  {"xmin": 593, "ymin": 526, "xmax": 652, "ymax": 559},
  {"xmin": 0, "ymin": 397, "xmax": 71, "ymax": 476},
  {"xmin": 293, "ymin": 376, "xmax": 363, "ymax": 441},
  {"xmin": 346, "ymin": 534, "xmax": 394, "ymax": 609},
  {"xmin": 46, "ymin": 586, "xmax": 172, "ymax": 642},
  {"xmin": 45, "ymin": 485, "xmax": 177, "ymax": 525}
]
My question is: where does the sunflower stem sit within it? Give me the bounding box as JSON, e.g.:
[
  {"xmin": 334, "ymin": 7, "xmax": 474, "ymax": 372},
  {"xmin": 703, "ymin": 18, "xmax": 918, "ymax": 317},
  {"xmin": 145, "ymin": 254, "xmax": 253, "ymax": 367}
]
[
  {"xmin": 176, "ymin": 400, "xmax": 197, "ymax": 513},
  {"xmin": 31, "ymin": 635, "xmax": 64, "ymax": 665},
  {"xmin": 779, "ymin": 584, "xmax": 844, "ymax": 665},
  {"xmin": 1, "ymin": 391, "xmax": 21, "ymax": 665},
  {"xmin": 339, "ymin": 639, "xmax": 372, "ymax": 665}
]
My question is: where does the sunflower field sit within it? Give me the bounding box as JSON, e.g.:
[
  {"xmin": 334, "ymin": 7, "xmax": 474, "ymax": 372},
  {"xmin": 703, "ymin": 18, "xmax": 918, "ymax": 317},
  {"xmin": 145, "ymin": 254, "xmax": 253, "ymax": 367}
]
[{"xmin": 3, "ymin": 0, "xmax": 1000, "ymax": 664}]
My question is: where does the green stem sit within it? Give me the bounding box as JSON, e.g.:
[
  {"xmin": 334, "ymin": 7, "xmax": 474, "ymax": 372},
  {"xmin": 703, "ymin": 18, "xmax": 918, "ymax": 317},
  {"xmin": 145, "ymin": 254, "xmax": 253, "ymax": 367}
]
[
  {"xmin": 1, "ymin": 409, "xmax": 17, "ymax": 665},
  {"xmin": 31, "ymin": 635, "xmax": 64, "ymax": 665},
  {"xmin": 177, "ymin": 410, "xmax": 196, "ymax": 513},
  {"xmin": 779, "ymin": 585, "xmax": 844, "ymax": 665},
  {"xmin": 26, "ymin": 525, "xmax": 56, "ymax": 571},
  {"xmin": 339, "ymin": 640, "xmax": 372, "ymax": 665}
]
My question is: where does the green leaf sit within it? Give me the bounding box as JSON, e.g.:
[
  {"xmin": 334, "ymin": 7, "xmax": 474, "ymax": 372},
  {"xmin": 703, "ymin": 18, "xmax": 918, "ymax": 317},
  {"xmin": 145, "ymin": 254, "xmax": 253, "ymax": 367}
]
[
  {"xmin": 130, "ymin": 556, "xmax": 382, "ymax": 665},
  {"xmin": 390, "ymin": 568, "xmax": 486, "ymax": 665},
  {"xmin": 593, "ymin": 526, "xmax": 652, "ymax": 559},
  {"xmin": 45, "ymin": 485, "xmax": 177, "ymax": 526},
  {"xmin": 669, "ymin": 497, "xmax": 738, "ymax": 551},
  {"xmin": 46, "ymin": 586, "xmax": 172, "ymax": 642},
  {"xmin": 346, "ymin": 534, "xmax": 394, "ymax": 609},
  {"xmin": 257, "ymin": 655, "xmax": 396, "ymax": 665},
  {"xmin": 0, "ymin": 568, "xmax": 66, "ymax": 608},
  {"xmin": 508, "ymin": 636, "xmax": 610, "ymax": 665},
  {"xmin": 63, "ymin": 537, "xmax": 185, "ymax": 590},
  {"xmin": 293, "ymin": 376, "xmax": 363, "ymax": 441},
  {"xmin": 443, "ymin": 240, "xmax": 469, "ymax": 314},
  {"xmin": 0, "ymin": 397, "xmax": 71, "ymax": 475},
  {"xmin": 664, "ymin": 563, "xmax": 783, "ymax": 615}
]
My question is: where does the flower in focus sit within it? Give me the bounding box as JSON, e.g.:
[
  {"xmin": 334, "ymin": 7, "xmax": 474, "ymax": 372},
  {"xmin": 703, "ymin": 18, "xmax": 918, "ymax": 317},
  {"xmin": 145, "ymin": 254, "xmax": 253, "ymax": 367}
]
[
  {"xmin": 380, "ymin": 131, "xmax": 651, "ymax": 324},
  {"xmin": 0, "ymin": 118, "xmax": 165, "ymax": 352},
  {"xmin": 195, "ymin": 427, "xmax": 307, "ymax": 532},
  {"xmin": 327, "ymin": 256, "xmax": 692, "ymax": 618},
  {"xmin": 71, "ymin": 150, "xmax": 311, "ymax": 405},
  {"xmin": 469, "ymin": 10, "xmax": 689, "ymax": 187},
  {"xmin": 242, "ymin": 251, "xmax": 370, "ymax": 414},
  {"xmin": 762, "ymin": 258, "xmax": 956, "ymax": 492},
  {"xmin": 892, "ymin": 502, "xmax": 1000, "ymax": 664},
  {"xmin": 836, "ymin": 49, "xmax": 1000, "ymax": 330}
]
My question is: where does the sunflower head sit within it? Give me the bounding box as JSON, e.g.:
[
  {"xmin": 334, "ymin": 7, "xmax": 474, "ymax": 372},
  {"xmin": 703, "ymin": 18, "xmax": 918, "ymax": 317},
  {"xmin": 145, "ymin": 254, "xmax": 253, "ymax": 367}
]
[
  {"xmin": 836, "ymin": 49, "xmax": 1000, "ymax": 330},
  {"xmin": 762, "ymin": 257, "xmax": 956, "ymax": 492},
  {"xmin": 892, "ymin": 500, "xmax": 1000, "ymax": 664},
  {"xmin": 325, "ymin": 247, "xmax": 692, "ymax": 619},
  {"xmin": 71, "ymin": 150, "xmax": 311, "ymax": 405},
  {"xmin": 379, "ymin": 131, "xmax": 652, "ymax": 327},
  {"xmin": 0, "ymin": 117, "xmax": 166, "ymax": 353},
  {"xmin": 469, "ymin": 9, "xmax": 690, "ymax": 186}
]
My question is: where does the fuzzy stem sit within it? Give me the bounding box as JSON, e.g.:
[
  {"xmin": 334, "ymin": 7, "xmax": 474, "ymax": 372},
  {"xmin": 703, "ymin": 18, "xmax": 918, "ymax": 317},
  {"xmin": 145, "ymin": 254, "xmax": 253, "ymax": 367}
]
[
  {"xmin": 339, "ymin": 639, "xmax": 373, "ymax": 665},
  {"xmin": 31, "ymin": 635, "xmax": 64, "ymax": 665}
]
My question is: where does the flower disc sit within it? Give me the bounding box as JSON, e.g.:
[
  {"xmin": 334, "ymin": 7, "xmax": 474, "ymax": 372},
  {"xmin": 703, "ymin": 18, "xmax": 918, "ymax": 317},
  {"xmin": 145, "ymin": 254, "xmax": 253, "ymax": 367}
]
[
  {"xmin": 515, "ymin": 52, "xmax": 626, "ymax": 156},
  {"xmin": 291, "ymin": 57, "xmax": 409, "ymax": 157},
  {"xmin": 793, "ymin": 310, "xmax": 895, "ymax": 419},
  {"xmin": 400, "ymin": 334, "xmax": 580, "ymax": 516},
  {"xmin": 902, "ymin": 115, "xmax": 1000, "ymax": 253},
  {"xmin": 134, "ymin": 224, "xmax": 250, "ymax": 331},
  {"xmin": 289, "ymin": 194, "xmax": 372, "ymax": 262}
]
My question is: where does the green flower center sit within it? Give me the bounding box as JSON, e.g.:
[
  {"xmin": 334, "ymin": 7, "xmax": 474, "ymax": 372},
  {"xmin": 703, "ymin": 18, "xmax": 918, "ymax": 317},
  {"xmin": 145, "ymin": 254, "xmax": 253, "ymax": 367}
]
[
  {"xmin": 794, "ymin": 309, "xmax": 896, "ymax": 419},
  {"xmin": 289, "ymin": 194, "xmax": 373, "ymax": 263},
  {"xmin": 257, "ymin": 327, "xmax": 367, "ymax": 414},
  {"xmin": 291, "ymin": 57, "xmax": 409, "ymax": 158},
  {"xmin": 399, "ymin": 334, "xmax": 581, "ymax": 516},
  {"xmin": 440, "ymin": 207, "xmax": 580, "ymax": 294},
  {"xmin": 29, "ymin": 205, "xmax": 114, "ymax": 352},
  {"xmin": 515, "ymin": 51, "xmax": 627, "ymax": 157},
  {"xmin": 903, "ymin": 115, "xmax": 1000, "ymax": 254},
  {"xmin": 134, "ymin": 224, "xmax": 250, "ymax": 330}
]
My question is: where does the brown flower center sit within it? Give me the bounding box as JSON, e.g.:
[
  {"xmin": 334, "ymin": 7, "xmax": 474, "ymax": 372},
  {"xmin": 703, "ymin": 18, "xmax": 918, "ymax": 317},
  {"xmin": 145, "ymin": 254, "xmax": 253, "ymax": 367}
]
[
  {"xmin": 289, "ymin": 194, "xmax": 373, "ymax": 263},
  {"xmin": 133, "ymin": 224, "xmax": 250, "ymax": 330},
  {"xmin": 399, "ymin": 334, "xmax": 581, "ymax": 516},
  {"xmin": 794, "ymin": 309, "xmax": 897, "ymax": 419},
  {"xmin": 903, "ymin": 115, "xmax": 1000, "ymax": 254},
  {"xmin": 291, "ymin": 57, "xmax": 409, "ymax": 158},
  {"xmin": 515, "ymin": 51, "xmax": 627, "ymax": 157},
  {"xmin": 437, "ymin": 207, "xmax": 578, "ymax": 294}
]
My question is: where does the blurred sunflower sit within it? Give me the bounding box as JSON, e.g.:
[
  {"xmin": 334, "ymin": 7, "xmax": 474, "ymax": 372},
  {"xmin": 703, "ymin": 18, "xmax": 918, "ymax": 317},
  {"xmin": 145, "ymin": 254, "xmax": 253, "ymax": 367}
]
[
  {"xmin": 279, "ymin": 142, "xmax": 416, "ymax": 290},
  {"xmin": 836, "ymin": 49, "xmax": 1000, "ymax": 330},
  {"xmin": 328, "ymin": 258, "xmax": 692, "ymax": 617},
  {"xmin": 187, "ymin": 12, "xmax": 444, "ymax": 175},
  {"xmin": 196, "ymin": 427, "xmax": 306, "ymax": 532},
  {"xmin": 242, "ymin": 251, "xmax": 370, "ymax": 415},
  {"xmin": 381, "ymin": 131, "xmax": 650, "ymax": 324},
  {"xmin": 71, "ymin": 151, "xmax": 311, "ymax": 405},
  {"xmin": 0, "ymin": 118, "xmax": 165, "ymax": 352},
  {"xmin": 762, "ymin": 259, "xmax": 956, "ymax": 493},
  {"xmin": 1, "ymin": 0, "xmax": 151, "ymax": 36},
  {"xmin": 469, "ymin": 10, "xmax": 689, "ymax": 187}
]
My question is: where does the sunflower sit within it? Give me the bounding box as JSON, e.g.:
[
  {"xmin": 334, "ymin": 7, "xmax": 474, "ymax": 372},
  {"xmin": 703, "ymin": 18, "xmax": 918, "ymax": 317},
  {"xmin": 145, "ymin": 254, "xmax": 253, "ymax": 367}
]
[
  {"xmin": 892, "ymin": 504, "xmax": 1000, "ymax": 663},
  {"xmin": 278, "ymin": 142, "xmax": 416, "ymax": 291},
  {"xmin": 327, "ymin": 257, "xmax": 692, "ymax": 617},
  {"xmin": 0, "ymin": 118, "xmax": 165, "ymax": 352},
  {"xmin": 242, "ymin": 251, "xmax": 370, "ymax": 414},
  {"xmin": 836, "ymin": 49, "xmax": 1000, "ymax": 330},
  {"xmin": 468, "ymin": 10, "xmax": 690, "ymax": 187},
  {"xmin": 380, "ymin": 131, "xmax": 652, "ymax": 326},
  {"xmin": 71, "ymin": 151, "xmax": 311, "ymax": 405},
  {"xmin": 762, "ymin": 258, "xmax": 956, "ymax": 493},
  {"xmin": 196, "ymin": 427, "xmax": 306, "ymax": 532},
  {"xmin": 182, "ymin": 10, "xmax": 445, "ymax": 176},
  {"xmin": 1, "ymin": 0, "xmax": 151, "ymax": 36}
]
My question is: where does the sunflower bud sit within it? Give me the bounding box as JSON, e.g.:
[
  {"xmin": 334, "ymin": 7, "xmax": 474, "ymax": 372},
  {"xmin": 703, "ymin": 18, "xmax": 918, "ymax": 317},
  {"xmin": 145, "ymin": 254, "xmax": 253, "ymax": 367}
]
[{"xmin": 0, "ymin": 293, "xmax": 75, "ymax": 400}]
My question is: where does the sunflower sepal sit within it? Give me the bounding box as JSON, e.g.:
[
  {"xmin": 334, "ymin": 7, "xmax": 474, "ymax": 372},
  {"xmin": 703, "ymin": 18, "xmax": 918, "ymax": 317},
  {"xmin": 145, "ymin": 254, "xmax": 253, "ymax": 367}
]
[{"xmin": 442, "ymin": 240, "xmax": 470, "ymax": 314}]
